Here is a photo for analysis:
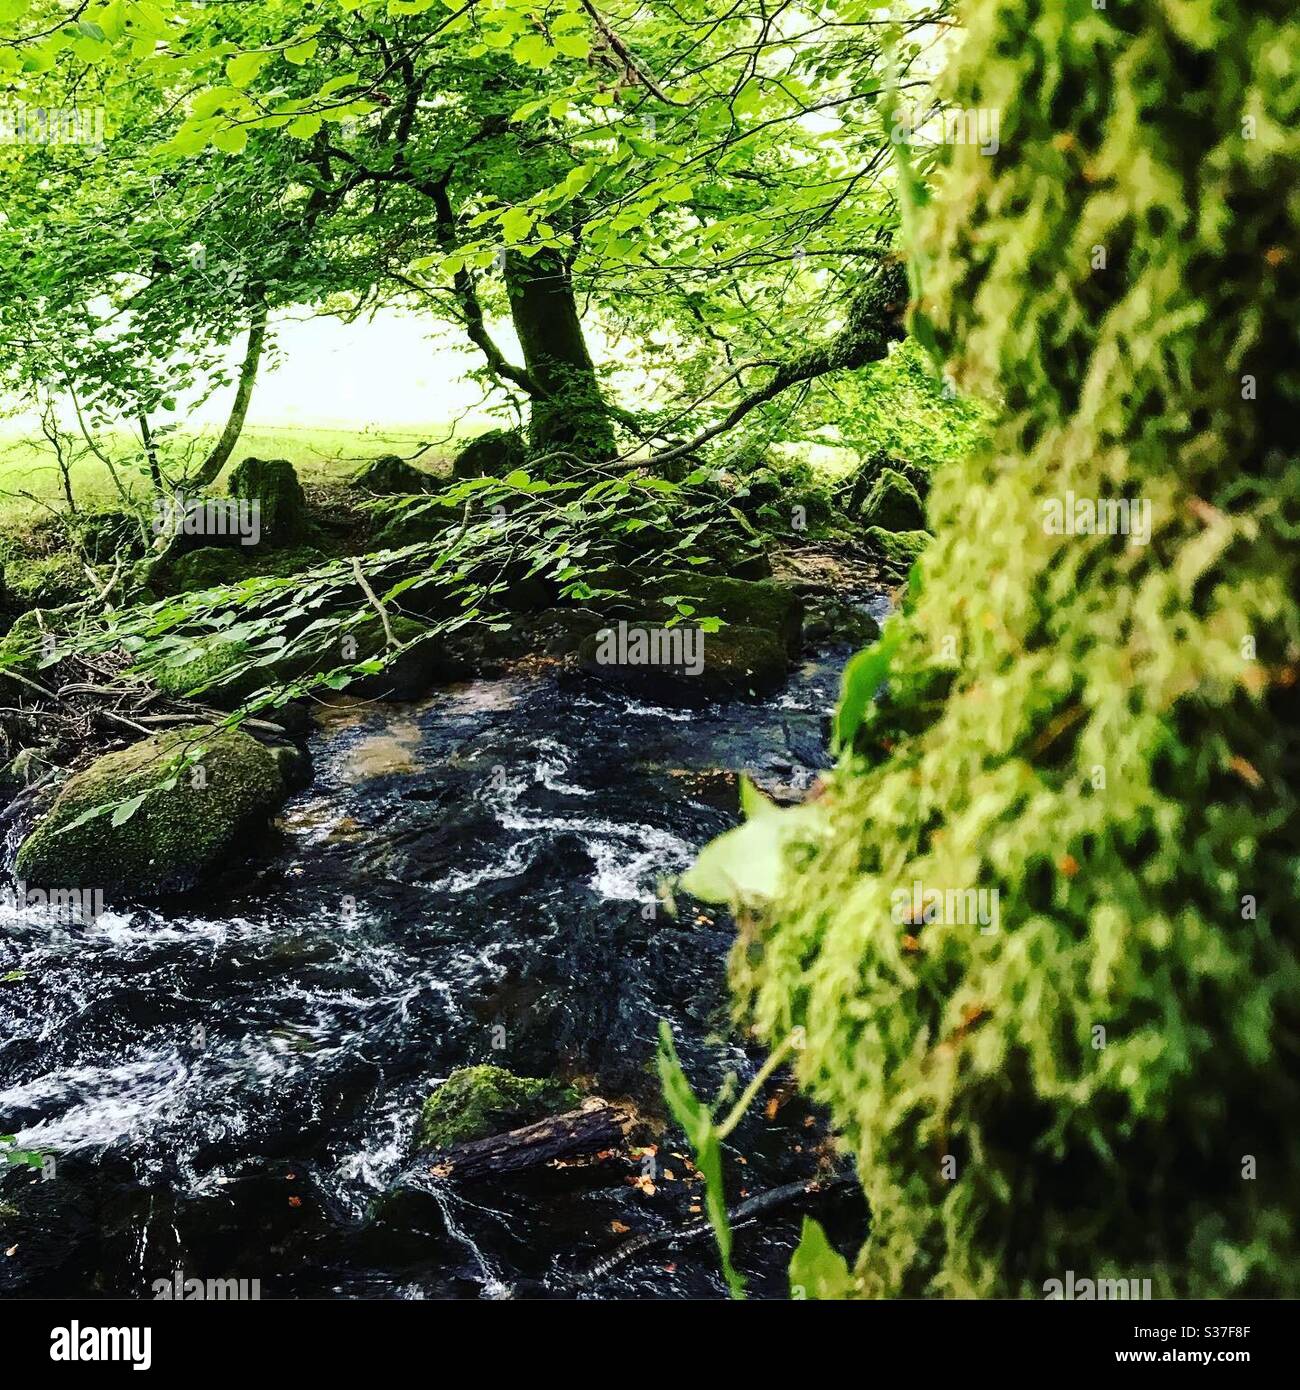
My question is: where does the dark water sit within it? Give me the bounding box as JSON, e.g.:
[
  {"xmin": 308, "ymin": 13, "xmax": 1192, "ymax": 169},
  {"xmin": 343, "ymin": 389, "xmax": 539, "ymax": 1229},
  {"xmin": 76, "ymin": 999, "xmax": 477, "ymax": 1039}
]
[{"xmin": 0, "ymin": 597, "xmax": 885, "ymax": 1299}]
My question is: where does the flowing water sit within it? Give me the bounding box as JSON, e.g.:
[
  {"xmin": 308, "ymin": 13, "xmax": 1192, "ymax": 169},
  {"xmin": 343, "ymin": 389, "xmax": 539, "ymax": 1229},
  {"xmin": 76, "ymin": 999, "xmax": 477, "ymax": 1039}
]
[{"xmin": 0, "ymin": 594, "xmax": 885, "ymax": 1299}]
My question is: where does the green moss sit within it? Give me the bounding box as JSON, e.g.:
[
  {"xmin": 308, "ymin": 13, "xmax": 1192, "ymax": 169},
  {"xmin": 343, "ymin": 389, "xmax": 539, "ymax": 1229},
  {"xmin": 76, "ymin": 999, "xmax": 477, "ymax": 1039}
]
[
  {"xmin": 734, "ymin": 0, "xmax": 1300, "ymax": 1298},
  {"xmin": 859, "ymin": 466, "xmax": 925, "ymax": 532},
  {"xmin": 864, "ymin": 527, "xmax": 929, "ymax": 576},
  {"xmin": 171, "ymin": 547, "xmax": 248, "ymax": 593},
  {"xmin": 4, "ymin": 551, "xmax": 88, "ymax": 608},
  {"xmin": 147, "ymin": 639, "xmax": 258, "ymax": 702},
  {"xmin": 15, "ymin": 725, "xmax": 287, "ymax": 903},
  {"xmin": 415, "ymin": 1065, "xmax": 578, "ymax": 1151},
  {"xmin": 227, "ymin": 457, "xmax": 307, "ymax": 545}
]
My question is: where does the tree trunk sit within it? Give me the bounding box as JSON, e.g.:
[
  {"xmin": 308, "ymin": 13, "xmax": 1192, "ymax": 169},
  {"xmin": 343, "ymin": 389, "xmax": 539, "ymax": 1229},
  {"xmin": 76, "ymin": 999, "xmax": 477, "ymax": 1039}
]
[
  {"xmin": 190, "ymin": 290, "xmax": 268, "ymax": 490},
  {"xmin": 505, "ymin": 250, "xmax": 616, "ymax": 463}
]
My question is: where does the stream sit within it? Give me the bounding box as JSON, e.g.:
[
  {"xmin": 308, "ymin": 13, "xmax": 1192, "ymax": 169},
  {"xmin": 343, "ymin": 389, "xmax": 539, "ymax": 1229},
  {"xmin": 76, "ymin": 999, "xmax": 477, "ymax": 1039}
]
[{"xmin": 0, "ymin": 591, "xmax": 886, "ymax": 1300}]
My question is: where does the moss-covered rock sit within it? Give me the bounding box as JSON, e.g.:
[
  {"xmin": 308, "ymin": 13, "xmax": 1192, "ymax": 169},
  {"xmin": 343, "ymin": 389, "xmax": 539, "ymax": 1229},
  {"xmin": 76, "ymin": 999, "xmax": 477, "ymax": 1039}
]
[
  {"xmin": 859, "ymin": 466, "xmax": 925, "ymax": 532},
  {"xmin": 864, "ymin": 526, "xmax": 929, "ymax": 577},
  {"xmin": 415, "ymin": 1065, "xmax": 578, "ymax": 1151},
  {"xmin": 645, "ymin": 574, "xmax": 803, "ymax": 656},
  {"xmin": 579, "ymin": 621, "xmax": 787, "ymax": 702},
  {"xmin": 227, "ymin": 457, "xmax": 307, "ymax": 545},
  {"xmin": 144, "ymin": 615, "xmax": 451, "ymax": 707},
  {"xmin": 451, "ymin": 429, "xmax": 526, "ymax": 480},
  {"xmin": 734, "ymin": 467, "xmax": 785, "ymax": 513},
  {"xmin": 170, "ymin": 546, "xmax": 249, "ymax": 593},
  {"xmin": 350, "ymin": 454, "xmax": 439, "ymax": 495},
  {"xmin": 14, "ymin": 725, "xmax": 288, "ymax": 903},
  {"xmin": 4, "ymin": 551, "xmax": 88, "ymax": 609}
]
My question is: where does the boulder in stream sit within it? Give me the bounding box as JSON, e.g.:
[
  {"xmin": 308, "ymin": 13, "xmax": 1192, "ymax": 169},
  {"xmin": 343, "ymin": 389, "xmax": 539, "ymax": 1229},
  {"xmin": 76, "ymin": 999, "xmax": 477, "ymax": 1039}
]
[
  {"xmin": 14, "ymin": 725, "xmax": 291, "ymax": 904},
  {"xmin": 578, "ymin": 621, "xmax": 788, "ymax": 701}
]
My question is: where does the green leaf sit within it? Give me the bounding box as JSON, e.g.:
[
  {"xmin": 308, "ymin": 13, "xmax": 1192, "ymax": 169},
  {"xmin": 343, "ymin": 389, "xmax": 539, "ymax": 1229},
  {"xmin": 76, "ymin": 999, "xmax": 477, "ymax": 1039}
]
[
  {"xmin": 211, "ymin": 125, "xmax": 249, "ymax": 154},
  {"xmin": 833, "ymin": 622, "xmax": 901, "ymax": 751},
  {"xmin": 554, "ymin": 33, "xmax": 590, "ymax": 59},
  {"xmin": 500, "ymin": 206, "xmax": 534, "ymax": 243},
  {"xmin": 656, "ymin": 1021, "xmax": 745, "ymax": 1299},
  {"xmin": 789, "ymin": 1218, "xmax": 855, "ymax": 1300},
  {"xmin": 109, "ymin": 793, "xmax": 147, "ymax": 828},
  {"xmin": 680, "ymin": 799, "xmax": 827, "ymax": 906},
  {"xmin": 513, "ymin": 34, "xmax": 556, "ymax": 69},
  {"xmin": 226, "ymin": 51, "xmax": 271, "ymax": 87},
  {"xmin": 284, "ymin": 38, "xmax": 319, "ymax": 65}
]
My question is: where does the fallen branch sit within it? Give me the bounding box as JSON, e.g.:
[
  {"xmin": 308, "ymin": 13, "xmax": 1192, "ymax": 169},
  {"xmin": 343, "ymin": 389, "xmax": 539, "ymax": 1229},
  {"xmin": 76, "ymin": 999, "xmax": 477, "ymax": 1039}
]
[
  {"xmin": 578, "ymin": 1171, "xmax": 857, "ymax": 1285},
  {"xmin": 403, "ymin": 1100, "xmax": 629, "ymax": 1185}
]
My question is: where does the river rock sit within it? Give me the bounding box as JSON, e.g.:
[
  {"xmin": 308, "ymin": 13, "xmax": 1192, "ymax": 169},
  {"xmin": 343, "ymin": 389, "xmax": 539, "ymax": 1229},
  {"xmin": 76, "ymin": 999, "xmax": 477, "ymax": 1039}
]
[
  {"xmin": 14, "ymin": 725, "xmax": 291, "ymax": 903},
  {"xmin": 644, "ymin": 574, "xmax": 803, "ymax": 656},
  {"xmin": 578, "ymin": 622, "xmax": 787, "ymax": 701},
  {"xmin": 866, "ymin": 526, "xmax": 929, "ymax": 576}
]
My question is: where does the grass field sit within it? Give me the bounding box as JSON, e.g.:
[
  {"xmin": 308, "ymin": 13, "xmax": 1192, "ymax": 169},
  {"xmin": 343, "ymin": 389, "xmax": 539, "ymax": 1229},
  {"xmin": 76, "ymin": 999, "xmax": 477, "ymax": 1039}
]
[{"xmin": 0, "ymin": 421, "xmax": 471, "ymax": 522}]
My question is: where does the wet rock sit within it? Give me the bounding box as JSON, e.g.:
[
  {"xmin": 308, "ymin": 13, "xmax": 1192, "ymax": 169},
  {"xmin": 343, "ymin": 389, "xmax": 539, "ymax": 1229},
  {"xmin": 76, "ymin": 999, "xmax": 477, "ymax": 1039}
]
[
  {"xmin": 803, "ymin": 596, "xmax": 882, "ymax": 647},
  {"xmin": 14, "ymin": 725, "xmax": 290, "ymax": 904},
  {"xmin": 578, "ymin": 622, "xmax": 788, "ymax": 701},
  {"xmin": 644, "ymin": 574, "xmax": 803, "ymax": 656},
  {"xmin": 350, "ymin": 454, "xmax": 439, "ymax": 495},
  {"xmin": 451, "ymin": 429, "xmax": 526, "ymax": 480},
  {"xmin": 347, "ymin": 616, "xmax": 457, "ymax": 701},
  {"xmin": 859, "ymin": 466, "xmax": 925, "ymax": 532},
  {"xmin": 414, "ymin": 1064, "xmax": 579, "ymax": 1152},
  {"xmin": 227, "ymin": 457, "xmax": 308, "ymax": 545}
]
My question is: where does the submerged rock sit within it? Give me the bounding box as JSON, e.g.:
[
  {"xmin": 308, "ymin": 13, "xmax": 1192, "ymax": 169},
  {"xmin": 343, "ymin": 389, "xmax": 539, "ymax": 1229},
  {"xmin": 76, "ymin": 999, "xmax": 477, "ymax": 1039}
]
[
  {"xmin": 14, "ymin": 725, "xmax": 290, "ymax": 903},
  {"xmin": 227, "ymin": 457, "xmax": 308, "ymax": 545},
  {"xmin": 859, "ymin": 466, "xmax": 925, "ymax": 532},
  {"xmin": 414, "ymin": 1064, "xmax": 579, "ymax": 1151},
  {"xmin": 350, "ymin": 454, "xmax": 439, "ymax": 495}
]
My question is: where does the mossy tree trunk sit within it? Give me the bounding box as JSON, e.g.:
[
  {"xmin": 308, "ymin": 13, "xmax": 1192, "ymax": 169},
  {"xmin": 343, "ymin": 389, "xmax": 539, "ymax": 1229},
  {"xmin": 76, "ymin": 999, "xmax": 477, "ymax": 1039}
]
[{"xmin": 505, "ymin": 249, "xmax": 616, "ymax": 463}]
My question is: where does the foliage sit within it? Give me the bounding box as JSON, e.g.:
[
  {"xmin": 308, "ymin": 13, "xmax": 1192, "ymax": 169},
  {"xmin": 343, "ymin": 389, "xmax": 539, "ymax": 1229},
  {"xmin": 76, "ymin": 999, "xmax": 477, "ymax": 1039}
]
[{"xmin": 718, "ymin": 0, "xmax": 1300, "ymax": 1297}]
